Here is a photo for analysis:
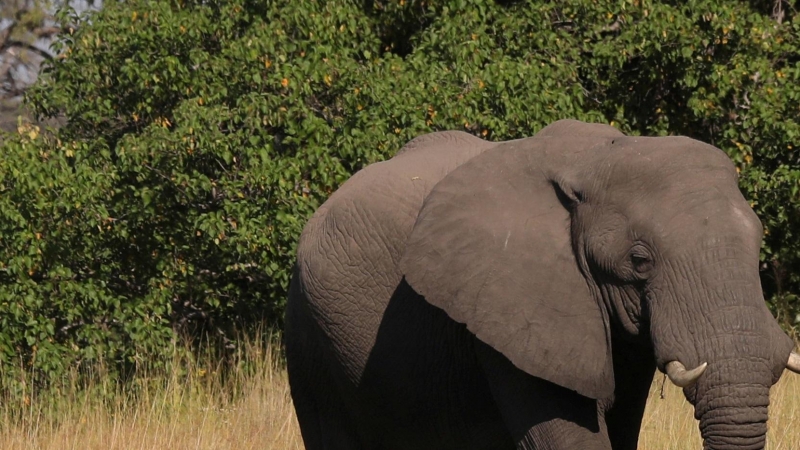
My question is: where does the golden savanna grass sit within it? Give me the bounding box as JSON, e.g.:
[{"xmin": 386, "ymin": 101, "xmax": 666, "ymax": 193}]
[
  {"xmin": 0, "ymin": 336, "xmax": 798, "ymax": 450},
  {"xmin": 0, "ymin": 334, "xmax": 303, "ymax": 450}
]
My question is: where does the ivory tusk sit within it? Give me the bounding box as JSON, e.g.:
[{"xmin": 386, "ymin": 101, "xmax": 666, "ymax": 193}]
[
  {"xmin": 786, "ymin": 352, "xmax": 800, "ymax": 375},
  {"xmin": 665, "ymin": 360, "xmax": 708, "ymax": 387}
]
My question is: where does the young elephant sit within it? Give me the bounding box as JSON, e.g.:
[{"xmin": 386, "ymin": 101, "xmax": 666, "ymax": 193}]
[{"xmin": 285, "ymin": 120, "xmax": 800, "ymax": 450}]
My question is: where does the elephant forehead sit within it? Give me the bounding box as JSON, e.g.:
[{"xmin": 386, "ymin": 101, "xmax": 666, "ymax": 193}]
[
  {"xmin": 586, "ymin": 138, "xmax": 738, "ymax": 201},
  {"xmin": 603, "ymin": 136, "xmax": 737, "ymax": 175}
]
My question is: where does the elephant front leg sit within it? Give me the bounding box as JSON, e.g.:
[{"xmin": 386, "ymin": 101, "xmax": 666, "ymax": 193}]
[{"xmin": 475, "ymin": 340, "xmax": 612, "ymax": 450}]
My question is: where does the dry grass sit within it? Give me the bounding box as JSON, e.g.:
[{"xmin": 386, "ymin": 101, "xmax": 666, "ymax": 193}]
[
  {"xmin": 1, "ymin": 338, "xmax": 798, "ymax": 449},
  {"xmin": 0, "ymin": 335, "xmax": 303, "ymax": 450}
]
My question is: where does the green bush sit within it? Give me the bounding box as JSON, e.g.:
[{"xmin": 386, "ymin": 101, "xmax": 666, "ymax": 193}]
[{"xmin": 0, "ymin": 0, "xmax": 798, "ymax": 382}]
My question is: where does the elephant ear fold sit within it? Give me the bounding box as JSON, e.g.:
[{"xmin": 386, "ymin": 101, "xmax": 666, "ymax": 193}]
[{"xmin": 399, "ymin": 139, "xmax": 614, "ymax": 400}]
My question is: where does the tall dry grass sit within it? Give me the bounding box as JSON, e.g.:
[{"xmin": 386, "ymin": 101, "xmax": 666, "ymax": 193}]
[
  {"xmin": 0, "ymin": 335, "xmax": 798, "ymax": 449},
  {"xmin": 0, "ymin": 333, "xmax": 303, "ymax": 450}
]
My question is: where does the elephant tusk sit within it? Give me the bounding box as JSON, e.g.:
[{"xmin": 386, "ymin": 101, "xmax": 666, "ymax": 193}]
[
  {"xmin": 665, "ymin": 361, "xmax": 708, "ymax": 387},
  {"xmin": 787, "ymin": 352, "xmax": 800, "ymax": 374}
]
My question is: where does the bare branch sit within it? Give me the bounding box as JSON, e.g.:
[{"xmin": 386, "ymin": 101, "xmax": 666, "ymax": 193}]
[
  {"xmin": 773, "ymin": 0, "xmax": 785, "ymax": 24},
  {"xmin": 1, "ymin": 40, "xmax": 53, "ymax": 60}
]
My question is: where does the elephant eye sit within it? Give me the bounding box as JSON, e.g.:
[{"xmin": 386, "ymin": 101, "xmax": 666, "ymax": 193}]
[{"xmin": 630, "ymin": 253, "xmax": 653, "ymax": 274}]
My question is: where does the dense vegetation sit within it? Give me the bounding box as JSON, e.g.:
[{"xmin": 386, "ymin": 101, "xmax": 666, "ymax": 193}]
[{"xmin": 1, "ymin": 0, "xmax": 799, "ymax": 383}]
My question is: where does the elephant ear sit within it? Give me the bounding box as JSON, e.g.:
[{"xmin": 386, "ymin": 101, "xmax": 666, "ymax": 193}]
[{"xmin": 399, "ymin": 137, "xmax": 614, "ymax": 400}]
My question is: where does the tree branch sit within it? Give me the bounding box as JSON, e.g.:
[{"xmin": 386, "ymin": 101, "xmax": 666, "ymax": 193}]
[{"xmin": 1, "ymin": 40, "xmax": 54, "ymax": 61}]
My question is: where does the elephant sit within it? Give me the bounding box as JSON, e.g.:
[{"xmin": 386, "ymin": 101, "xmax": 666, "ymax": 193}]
[{"xmin": 284, "ymin": 119, "xmax": 800, "ymax": 450}]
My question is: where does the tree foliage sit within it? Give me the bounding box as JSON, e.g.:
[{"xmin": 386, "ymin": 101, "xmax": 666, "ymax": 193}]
[{"xmin": 1, "ymin": 0, "xmax": 799, "ymax": 382}]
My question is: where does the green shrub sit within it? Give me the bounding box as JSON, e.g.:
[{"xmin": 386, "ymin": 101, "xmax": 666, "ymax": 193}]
[{"xmin": 0, "ymin": 0, "xmax": 798, "ymax": 382}]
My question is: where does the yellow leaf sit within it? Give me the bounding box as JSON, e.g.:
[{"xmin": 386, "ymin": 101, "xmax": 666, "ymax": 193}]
[{"xmin": 281, "ymin": 78, "xmax": 290, "ymax": 88}]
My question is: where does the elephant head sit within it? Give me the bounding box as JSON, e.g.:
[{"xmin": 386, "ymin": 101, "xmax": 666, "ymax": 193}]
[{"xmin": 400, "ymin": 120, "xmax": 800, "ymax": 449}]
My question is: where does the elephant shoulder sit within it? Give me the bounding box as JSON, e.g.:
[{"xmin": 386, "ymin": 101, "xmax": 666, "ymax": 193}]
[
  {"xmin": 301, "ymin": 130, "xmax": 496, "ymax": 245},
  {"xmin": 292, "ymin": 131, "xmax": 498, "ymax": 371},
  {"xmin": 296, "ymin": 131, "xmax": 496, "ymax": 291}
]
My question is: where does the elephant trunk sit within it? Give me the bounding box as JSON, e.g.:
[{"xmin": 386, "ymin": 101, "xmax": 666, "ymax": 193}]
[
  {"xmin": 694, "ymin": 358, "xmax": 771, "ymax": 450},
  {"xmin": 684, "ymin": 305, "xmax": 778, "ymax": 450},
  {"xmin": 648, "ymin": 248, "xmax": 790, "ymax": 450}
]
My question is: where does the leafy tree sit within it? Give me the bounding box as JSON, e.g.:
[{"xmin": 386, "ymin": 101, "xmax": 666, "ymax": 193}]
[{"xmin": 1, "ymin": 0, "xmax": 799, "ymax": 383}]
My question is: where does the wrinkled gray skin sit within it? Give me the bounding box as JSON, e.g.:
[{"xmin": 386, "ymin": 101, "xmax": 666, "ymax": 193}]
[{"xmin": 285, "ymin": 120, "xmax": 797, "ymax": 450}]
